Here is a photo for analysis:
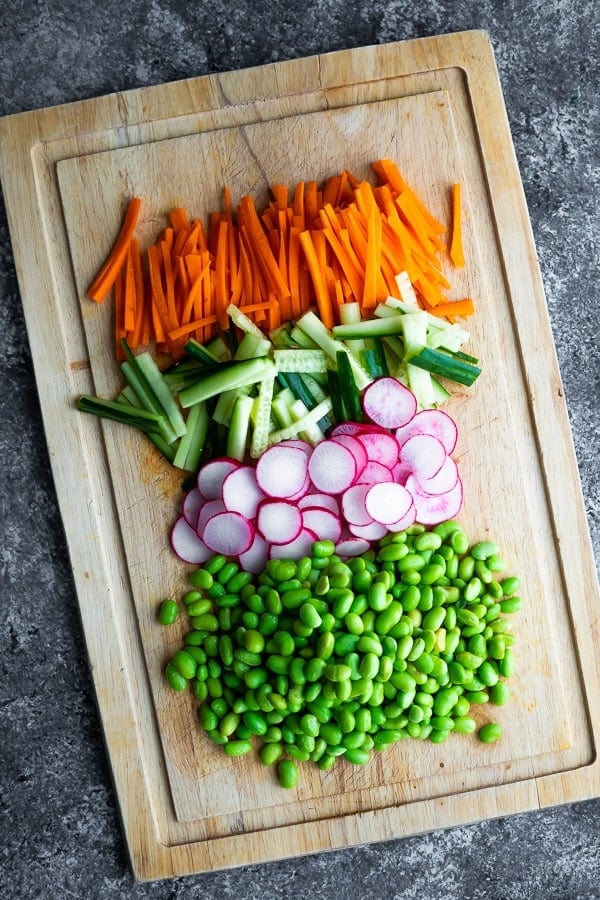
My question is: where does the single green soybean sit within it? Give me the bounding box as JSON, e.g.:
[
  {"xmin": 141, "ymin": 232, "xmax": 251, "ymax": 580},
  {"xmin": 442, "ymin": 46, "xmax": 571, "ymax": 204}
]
[
  {"xmin": 277, "ymin": 758, "xmax": 298, "ymax": 788},
  {"xmin": 158, "ymin": 598, "xmax": 179, "ymax": 625},
  {"xmin": 478, "ymin": 722, "xmax": 502, "ymax": 743}
]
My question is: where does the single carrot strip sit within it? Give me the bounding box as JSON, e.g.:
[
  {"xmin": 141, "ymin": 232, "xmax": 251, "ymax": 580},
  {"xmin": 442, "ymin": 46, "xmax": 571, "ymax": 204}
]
[
  {"xmin": 362, "ymin": 205, "xmax": 380, "ymax": 309},
  {"xmin": 215, "ymin": 219, "xmax": 230, "ymax": 329},
  {"xmin": 88, "ymin": 197, "xmax": 141, "ymax": 302},
  {"xmin": 271, "ymin": 184, "xmax": 288, "ymax": 210},
  {"xmin": 167, "ymin": 314, "xmax": 219, "ymax": 342},
  {"xmin": 322, "ymin": 175, "xmax": 340, "ymax": 206},
  {"xmin": 429, "ymin": 298, "xmax": 474, "ymax": 318},
  {"xmin": 114, "ymin": 265, "xmax": 127, "ymax": 360},
  {"xmin": 299, "ymin": 230, "xmax": 334, "ymax": 328},
  {"xmin": 288, "ymin": 227, "xmax": 302, "ymax": 319},
  {"xmin": 238, "ymin": 300, "xmax": 280, "ymax": 314},
  {"xmin": 373, "ymin": 159, "xmax": 446, "ymax": 235},
  {"xmin": 123, "ymin": 243, "xmax": 136, "ymax": 333},
  {"xmin": 161, "ymin": 227, "xmax": 174, "ymax": 252},
  {"xmin": 293, "ymin": 181, "xmax": 305, "ymax": 229},
  {"xmin": 160, "ymin": 241, "xmax": 179, "ymax": 332},
  {"xmin": 146, "ymin": 244, "xmax": 170, "ymax": 343},
  {"xmin": 304, "ymin": 181, "xmax": 319, "ymax": 226},
  {"xmin": 169, "ymin": 207, "xmax": 189, "ymax": 232},
  {"xmin": 449, "ymin": 183, "xmax": 465, "ymax": 268},
  {"xmin": 129, "ymin": 239, "xmax": 146, "ymax": 346}
]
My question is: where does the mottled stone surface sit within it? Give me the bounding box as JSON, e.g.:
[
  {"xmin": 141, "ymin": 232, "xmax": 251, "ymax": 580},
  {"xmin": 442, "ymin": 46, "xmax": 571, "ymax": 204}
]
[{"xmin": 1, "ymin": 1, "xmax": 598, "ymax": 897}]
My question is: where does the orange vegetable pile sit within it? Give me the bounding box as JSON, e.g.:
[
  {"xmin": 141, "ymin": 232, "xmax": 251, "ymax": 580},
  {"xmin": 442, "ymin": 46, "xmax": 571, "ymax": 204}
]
[{"xmin": 87, "ymin": 159, "xmax": 472, "ymax": 360}]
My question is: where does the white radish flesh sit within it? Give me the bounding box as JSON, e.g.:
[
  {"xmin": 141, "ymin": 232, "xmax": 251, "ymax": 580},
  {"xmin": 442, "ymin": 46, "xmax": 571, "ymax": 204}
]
[
  {"xmin": 365, "ymin": 482, "xmax": 414, "ymax": 526},
  {"xmin": 362, "ymin": 376, "xmax": 417, "ymax": 429},
  {"xmin": 406, "ymin": 474, "xmax": 464, "ymax": 525},
  {"xmin": 416, "ymin": 456, "xmax": 459, "ymax": 495},
  {"xmin": 257, "ymin": 501, "xmax": 303, "ymax": 544},
  {"xmin": 182, "ymin": 488, "xmax": 204, "ymax": 529},
  {"xmin": 355, "ymin": 460, "xmax": 395, "ymax": 486},
  {"xmin": 222, "ymin": 465, "xmax": 266, "ymax": 519},
  {"xmin": 197, "ymin": 457, "xmax": 240, "ymax": 500},
  {"xmin": 307, "ymin": 440, "xmax": 357, "ymax": 494},
  {"xmin": 171, "ymin": 516, "xmax": 213, "ymax": 564},
  {"xmin": 330, "ymin": 435, "xmax": 368, "ymax": 478},
  {"xmin": 238, "ymin": 533, "xmax": 269, "ymax": 574},
  {"xmin": 356, "ymin": 430, "xmax": 400, "ymax": 469},
  {"xmin": 301, "ymin": 507, "xmax": 343, "ymax": 543},
  {"xmin": 348, "ymin": 520, "xmax": 388, "ymax": 541},
  {"xmin": 196, "ymin": 499, "xmax": 226, "ymax": 535},
  {"xmin": 335, "ymin": 538, "xmax": 371, "ymax": 557},
  {"xmin": 269, "ymin": 528, "xmax": 318, "ymax": 559},
  {"xmin": 400, "ymin": 434, "xmax": 447, "ymax": 480},
  {"xmin": 396, "ymin": 408, "xmax": 458, "ymax": 454},
  {"xmin": 255, "ymin": 445, "xmax": 309, "ymax": 498},
  {"xmin": 202, "ymin": 511, "xmax": 255, "ymax": 556},
  {"xmin": 341, "ymin": 483, "xmax": 374, "ymax": 527},
  {"xmin": 297, "ymin": 493, "xmax": 340, "ymax": 515}
]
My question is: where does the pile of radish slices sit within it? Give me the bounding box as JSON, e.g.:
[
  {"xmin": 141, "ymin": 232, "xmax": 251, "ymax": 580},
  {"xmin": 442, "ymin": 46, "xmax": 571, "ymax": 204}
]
[{"xmin": 171, "ymin": 377, "xmax": 463, "ymax": 572}]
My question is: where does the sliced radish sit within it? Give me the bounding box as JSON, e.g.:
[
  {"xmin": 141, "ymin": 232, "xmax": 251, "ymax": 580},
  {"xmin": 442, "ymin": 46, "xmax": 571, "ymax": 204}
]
[
  {"xmin": 257, "ymin": 500, "xmax": 303, "ymax": 544},
  {"xmin": 238, "ymin": 533, "xmax": 269, "ymax": 574},
  {"xmin": 269, "ymin": 528, "xmax": 318, "ymax": 560},
  {"xmin": 307, "ymin": 440, "xmax": 357, "ymax": 495},
  {"xmin": 341, "ymin": 483, "xmax": 374, "ymax": 527},
  {"xmin": 396, "ymin": 408, "xmax": 458, "ymax": 455},
  {"xmin": 417, "ymin": 456, "xmax": 459, "ymax": 495},
  {"xmin": 182, "ymin": 488, "xmax": 204, "ymax": 529},
  {"xmin": 301, "ymin": 507, "xmax": 343, "ymax": 543},
  {"xmin": 356, "ymin": 430, "xmax": 400, "ymax": 469},
  {"xmin": 362, "ymin": 376, "xmax": 417, "ymax": 429},
  {"xmin": 391, "ymin": 460, "xmax": 413, "ymax": 485},
  {"xmin": 171, "ymin": 516, "xmax": 213, "ymax": 565},
  {"xmin": 255, "ymin": 445, "xmax": 309, "ymax": 498},
  {"xmin": 196, "ymin": 499, "xmax": 226, "ymax": 535},
  {"xmin": 355, "ymin": 460, "xmax": 395, "ymax": 486},
  {"xmin": 365, "ymin": 482, "xmax": 414, "ymax": 526},
  {"xmin": 330, "ymin": 421, "xmax": 387, "ymax": 438},
  {"xmin": 335, "ymin": 537, "xmax": 371, "ymax": 557},
  {"xmin": 222, "ymin": 466, "xmax": 266, "ymax": 519},
  {"xmin": 277, "ymin": 439, "xmax": 313, "ymax": 458},
  {"xmin": 330, "ymin": 435, "xmax": 368, "ymax": 477},
  {"xmin": 197, "ymin": 457, "xmax": 240, "ymax": 500},
  {"xmin": 287, "ymin": 473, "xmax": 312, "ymax": 501},
  {"xmin": 387, "ymin": 502, "xmax": 417, "ymax": 532},
  {"xmin": 202, "ymin": 511, "xmax": 255, "ymax": 556},
  {"xmin": 298, "ymin": 493, "xmax": 340, "ymax": 515},
  {"xmin": 348, "ymin": 520, "xmax": 388, "ymax": 541},
  {"xmin": 406, "ymin": 474, "xmax": 464, "ymax": 525},
  {"xmin": 400, "ymin": 433, "xmax": 447, "ymax": 480}
]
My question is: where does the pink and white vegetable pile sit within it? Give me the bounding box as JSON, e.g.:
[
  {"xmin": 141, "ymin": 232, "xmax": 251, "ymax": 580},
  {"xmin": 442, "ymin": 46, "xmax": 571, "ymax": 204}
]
[{"xmin": 171, "ymin": 377, "xmax": 463, "ymax": 571}]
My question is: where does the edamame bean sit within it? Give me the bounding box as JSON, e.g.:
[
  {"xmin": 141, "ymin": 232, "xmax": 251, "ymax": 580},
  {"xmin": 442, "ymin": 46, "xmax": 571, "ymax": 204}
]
[{"xmin": 478, "ymin": 722, "xmax": 502, "ymax": 743}]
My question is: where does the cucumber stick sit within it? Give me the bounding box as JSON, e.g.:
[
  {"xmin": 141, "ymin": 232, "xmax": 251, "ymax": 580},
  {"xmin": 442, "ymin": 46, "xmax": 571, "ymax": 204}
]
[
  {"xmin": 178, "ymin": 357, "xmax": 276, "ymax": 408},
  {"xmin": 227, "ymin": 394, "xmax": 255, "ymax": 462}
]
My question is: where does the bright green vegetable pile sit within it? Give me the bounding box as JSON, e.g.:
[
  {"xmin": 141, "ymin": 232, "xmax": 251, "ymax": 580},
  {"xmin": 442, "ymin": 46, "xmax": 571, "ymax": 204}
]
[{"xmin": 161, "ymin": 519, "xmax": 522, "ymax": 788}]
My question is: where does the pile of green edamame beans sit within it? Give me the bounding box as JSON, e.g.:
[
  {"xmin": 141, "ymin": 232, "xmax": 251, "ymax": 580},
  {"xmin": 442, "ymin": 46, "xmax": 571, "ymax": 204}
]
[{"xmin": 159, "ymin": 519, "xmax": 522, "ymax": 789}]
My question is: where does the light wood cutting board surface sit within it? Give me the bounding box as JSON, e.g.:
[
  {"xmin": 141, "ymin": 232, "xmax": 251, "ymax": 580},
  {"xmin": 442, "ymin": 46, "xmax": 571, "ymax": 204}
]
[{"xmin": 0, "ymin": 30, "xmax": 598, "ymax": 881}]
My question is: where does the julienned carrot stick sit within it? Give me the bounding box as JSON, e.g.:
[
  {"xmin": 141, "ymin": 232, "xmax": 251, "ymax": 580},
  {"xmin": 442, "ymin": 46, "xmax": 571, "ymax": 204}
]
[
  {"xmin": 429, "ymin": 298, "xmax": 474, "ymax": 318},
  {"xmin": 449, "ymin": 183, "xmax": 465, "ymax": 268},
  {"xmin": 88, "ymin": 197, "xmax": 142, "ymax": 302},
  {"xmin": 167, "ymin": 314, "xmax": 219, "ymax": 342}
]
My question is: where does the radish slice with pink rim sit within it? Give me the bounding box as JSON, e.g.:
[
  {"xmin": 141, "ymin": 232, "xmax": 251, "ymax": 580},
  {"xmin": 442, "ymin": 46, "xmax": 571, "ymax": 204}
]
[
  {"xmin": 301, "ymin": 507, "xmax": 343, "ymax": 543},
  {"xmin": 391, "ymin": 460, "xmax": 413, "ymax": 485},
  {"xmin": 330, "ymin": 435, "xmax": 368, "ymax": 477},
  {"xmin": 277, "ymin": 439, "xmax": 313, "ymax": 458},
  {"xmin": 238, "ymin": 533, "xmax": 269, "ymax": 574},
  {"xmin": 362, "ymin": 376, "xmax": 417, "ymax": 429},
  {"xmin": 298, "ymin": 493, "xmax": 340, "ymax": 515},
  {"xmin": 396, "ymin": 409, "xmax": 458, "ymax": 455},
  {"xmin": 197, "ymin": 457, "xmax": 240, "ymax": 500},
  {"xmin": 196, "ymin": 499, "xmax": 226, "ymax": 535},
  {"xmin": 342, "ymin": 483, "xmax": 374, "ymax": 527},
  {"xmin": 202, "ymin": 511, "xmax": 255, "ymax": 556},
  {"xmin": 365, "ymin": 482, "xmax": 414, "ymax": 526},
  {"xmin": 222, "ymin": 466, "xmax": 266, "ymax": 519},
  {"xmin": 171, "ymin": 516, "xmax": 213, "ymax": 564},
  {"xmin": 356, "ymin": 431, "xmax": 400, "ymax": 469},
  {"xmin": 417, "ymin": 456, "xmax": 459, "ymax": 495},
  {"xmin": 400, "ymin": 434, "xmax": 447, "ymax": 480},
  {"xmin": 336, "ymin": 537, "xmax": 371, "ymax": 557},
  {"xmin": 182, "ymin": 488, "xmax": 204, "ymax": 529},
  {"xmin": 348, "ymin": 520, "xmax": 388, "ymax": 541},
  {"xmin": 355, "ymin": 460, "xmax": 395, "ymax": 486},
  {"xmin": 406, "ymin": 474, "xmax": 464, "ymax": 525},
  {"xmin": 269, "ymin": 528, "xmax": 318, "ymax": 559},
  {"xmin": 257, "ymin": 500, "xmax": 303, "ymax": 544},
  {"xmin": 307, "ymin": 440, "xmax": 357, "ymax": 495},
  {"xmin": 256, "ymin": 445, "xmax": 309, "ymax": 498},
  {"xmin": 330, "ymin": 421, "xmax": 387, "ymax": 438},
  {"xmin": 387, "ymin": 502, "xmax": 417, "ymax": 532}
]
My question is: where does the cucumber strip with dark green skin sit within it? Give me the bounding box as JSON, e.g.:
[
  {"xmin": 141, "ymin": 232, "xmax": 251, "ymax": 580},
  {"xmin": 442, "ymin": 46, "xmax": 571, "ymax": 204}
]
[
  {"xmin": 409, "ymin": 347, "xmax": 481, "ymax": 386},
  {"xmin": 327, "ymin": 368, "xmax": 347, "ymax": 423},
  {"xmin": 336, "ymin": 351, "xmax": 362, "ymax": 423}
]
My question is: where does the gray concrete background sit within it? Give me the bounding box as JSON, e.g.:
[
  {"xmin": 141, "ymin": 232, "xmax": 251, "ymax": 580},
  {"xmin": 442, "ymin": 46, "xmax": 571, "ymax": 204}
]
[{"xmin": 1, "ymin": 1, "xmax": 598, "ymax": 897}]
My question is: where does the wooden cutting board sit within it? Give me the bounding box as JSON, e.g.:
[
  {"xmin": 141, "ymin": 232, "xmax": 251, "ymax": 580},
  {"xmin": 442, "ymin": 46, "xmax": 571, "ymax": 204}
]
[{"xmin": 1, "ymin": 30, "xmax": 598, "ymax": 881}]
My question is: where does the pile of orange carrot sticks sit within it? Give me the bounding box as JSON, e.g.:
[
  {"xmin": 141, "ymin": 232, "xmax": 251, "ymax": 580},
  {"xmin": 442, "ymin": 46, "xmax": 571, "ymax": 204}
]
[{"xmin": 87, "ymin": 159, "xmax": 471, "ymax": 361}]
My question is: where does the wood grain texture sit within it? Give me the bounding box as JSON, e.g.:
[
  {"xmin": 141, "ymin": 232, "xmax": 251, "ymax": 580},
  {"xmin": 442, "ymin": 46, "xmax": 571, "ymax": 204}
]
[{"xmin": 0, "ymin": 30, "xmax": 598, "ymax": 881}]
